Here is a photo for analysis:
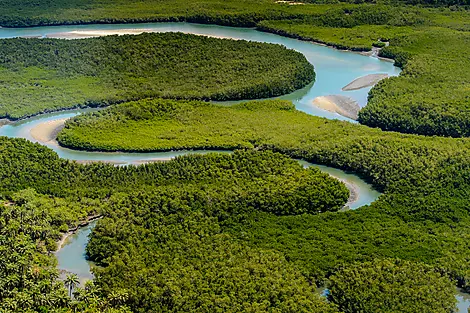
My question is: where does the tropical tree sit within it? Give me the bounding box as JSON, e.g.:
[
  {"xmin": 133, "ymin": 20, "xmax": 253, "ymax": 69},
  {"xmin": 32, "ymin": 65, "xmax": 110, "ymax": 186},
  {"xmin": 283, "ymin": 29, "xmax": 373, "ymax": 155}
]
[
  {"xmin": 328, "ymin": 258, "xmax": 457, "ymax": 313},
  {"xmin": 64, "ymin": 274, "xmax": 80, "ymax": 298}
]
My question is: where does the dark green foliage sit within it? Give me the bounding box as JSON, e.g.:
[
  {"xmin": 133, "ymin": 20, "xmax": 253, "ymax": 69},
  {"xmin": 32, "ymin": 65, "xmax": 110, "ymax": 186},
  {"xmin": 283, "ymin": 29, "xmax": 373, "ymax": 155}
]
[
  {"xmin": 2, "ymin": 1, "xmax": 470, "ymax": 311},
  {"xmin": 0, "ymin": 196, "xmax": 70, "ymax": 312},
  {"xmin": 328, "ymin": 259, "xmax": 456, "ymax": 313},
  {"xmin": 57, "ymin": 99, "xmax": 302, "ymax": 152},
  {"xmin": 0, "ymin": 141, "xmax": 348, "ymax": 215},
  {"xmin": 0, "ymin": 190, "xmax": 133, "ymax": 313},
  {"xmin": 88, "ymin": 198, "xmax": 339, "ymax": 313},
  {"xmin": 0, "ymin": 144, "xmax": 347, "ymax": 312},
  {"xmin": 254, "ymin": 11, "xmax": 470, "ymax": 137},
  {"xmin": 0, "ymin": 32, "xmax": 314, "ymax": 119}
]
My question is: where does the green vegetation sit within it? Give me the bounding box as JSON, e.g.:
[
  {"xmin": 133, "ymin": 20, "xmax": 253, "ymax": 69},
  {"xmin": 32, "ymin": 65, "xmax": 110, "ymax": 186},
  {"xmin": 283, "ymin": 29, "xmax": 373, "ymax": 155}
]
[
  {"xmin": 0, "ymin": 189, "xmax": 132, "ymax": 313},
  {"xmin": 57, "ymin": 99, "xmax": 310, "ymax": 152},
  {"xmin": 0, "ymin": 145, "xmax": 347, "ymax": 312},
  {"xmin": 88, "ymin": 196, "xmax": 340, "ymax": 313},
  {"xmin": 55, "ymin": 99, "xmax": 470, "ymax": 289},
  {"xmin": 0, "ymin": 32, "xmax": 314, "ymax": 119},
  {"xmin": 3, "ymin": 0, "xmax": 470, "ymax": 311},
  {"xmin": 255, "ymin": 12, "xmax": 470, "ymax": 137},
  {"xmin": 360, "ymin": 27, "xmax": 470, "ymax": 137},
  {"xmin": 4, "ymin": 97, "xmax": 470, "ymax": 310},
  {"xmin": 328, "ymin": 259, "xmax": 456, "ymax": 313}
]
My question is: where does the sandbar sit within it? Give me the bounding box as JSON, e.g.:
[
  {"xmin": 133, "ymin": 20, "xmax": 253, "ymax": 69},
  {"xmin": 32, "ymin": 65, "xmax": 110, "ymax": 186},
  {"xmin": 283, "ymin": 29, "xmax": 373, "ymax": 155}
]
[
  {"xmin": 312, "ymin": 95, "xmax": 360, "ymax": 120},
  {"xmin": 46, "ymin": 29, "xmax": 153, "ymax": 39},
  {"xmin": 30, "ymin": 118, "xmax": 68, "ymax": 143},
  {"xmin": 342, "ymin": 73, "xmax": 389, "ymax": 91},
  {"xmin": 46, "ymin": 30, "xmax": 239, "ymax": 41}
]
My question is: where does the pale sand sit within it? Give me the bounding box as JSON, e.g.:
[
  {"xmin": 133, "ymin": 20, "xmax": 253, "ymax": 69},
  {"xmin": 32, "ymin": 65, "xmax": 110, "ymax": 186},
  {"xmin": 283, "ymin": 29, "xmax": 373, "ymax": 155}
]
[
  {"xmin": 342, "ymin": 73, "xmax": 389, "ymax": 91},
  {"xmin": 320, "ymin": 173, "xmax": 359, "ymax": 211},
  {"xmin": 46, "ymin": 30, "xmax": 239, "ymax": 41},
  {"xmin": 339, "ymin": 180, "xmax": 359, "ymax": 211},
  {"xmin": 0, "ymin": 119, "xmax": 11, "ymax": 126},
  {"xmin": 46, "ymin": 29, "xmax": 153, "ymax": 39},
  {"xmin": 312, "ymin": 95, "xmax": 360, "ymax": 120},
  {"xmin": 30, "ymin": 118, "xmax": 68, "ymax": 143},
  {"xmin": 276, "ymin": 1, "xmax": 305, "ymax": 4}
]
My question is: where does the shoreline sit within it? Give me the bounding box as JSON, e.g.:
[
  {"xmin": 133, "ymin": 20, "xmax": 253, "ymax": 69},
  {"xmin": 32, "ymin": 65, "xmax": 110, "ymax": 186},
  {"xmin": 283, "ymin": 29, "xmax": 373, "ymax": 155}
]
[
  {"xmin": 28, "ymin": 117, "xmax": 365, "ymax": 209},
  {"xmin": 0, "ymin": 22, "xmax": 400, "ymax": 125},
  {"xmin": 55, "ymin": 214, "xmax": 102, "ymax": 253},
  {"xmin": 340, "ymin": 179, "xmax": 359, "ymax": 210},
  {"xmin": 46, "ymin": 29, "xmax": 241, "ymax": 41}
]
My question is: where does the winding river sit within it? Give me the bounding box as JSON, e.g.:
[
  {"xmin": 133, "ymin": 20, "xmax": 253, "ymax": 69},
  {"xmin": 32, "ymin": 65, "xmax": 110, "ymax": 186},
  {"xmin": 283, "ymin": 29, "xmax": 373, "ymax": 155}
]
[{"xmin": 0, "ymin": 22, "xmax": 466, "ymax": 312}]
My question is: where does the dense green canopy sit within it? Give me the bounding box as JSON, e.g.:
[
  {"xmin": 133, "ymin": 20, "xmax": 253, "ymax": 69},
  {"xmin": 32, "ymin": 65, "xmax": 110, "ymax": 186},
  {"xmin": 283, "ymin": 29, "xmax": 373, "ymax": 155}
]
[
  {"xmin": 1, "ymin": 0, "xmax": 470, "ymax": 312},
  {"xmin": 328, "ymin": 259, "xmax": 456, "ymax": 313},
  {"xmin": 0, "ymin": 32, "xmax": 313, "ymax": 119}
]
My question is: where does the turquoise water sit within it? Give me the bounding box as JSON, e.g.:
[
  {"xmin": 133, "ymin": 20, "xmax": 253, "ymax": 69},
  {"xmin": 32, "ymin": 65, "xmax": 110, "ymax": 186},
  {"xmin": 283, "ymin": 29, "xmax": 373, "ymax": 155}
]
[
  {"xmin": 0, "ymin": 22, "xmax": 464, "ymax": 310},
  {"xmin": 457, "ymin": 291, "xmax": 470, "ymax": 313},
  {"xmin": 55, "ymin": 221, "xmax": 97, "ymax": 285},
  {"xmin": 0, "ymin": 22, "xmax": 400, "ymax": 120}
]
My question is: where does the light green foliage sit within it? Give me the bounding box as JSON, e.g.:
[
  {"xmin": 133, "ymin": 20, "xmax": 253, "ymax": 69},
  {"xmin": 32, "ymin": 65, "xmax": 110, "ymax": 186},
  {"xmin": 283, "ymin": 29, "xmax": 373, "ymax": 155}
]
[
  {"xmin": 58, "ymin": 99, "xmax": 305, "ymax": 152},
  {"xmin": 1, "ymin": 0, "xmax": 470, "ymax": 311},
  {"xmin": 0, "ymin": 33, "xmax": 314, "ymax": 119},
  {"xmin": 258, "ymin": 21, "xmax": 414, "ymax": 50},
  {"xmin": 328, "ymin": 259, "xmax": 456, "ymax": 313},
  {"xmin": 360, "ymin": 27, "xmax": 470, "ymax": 137}
]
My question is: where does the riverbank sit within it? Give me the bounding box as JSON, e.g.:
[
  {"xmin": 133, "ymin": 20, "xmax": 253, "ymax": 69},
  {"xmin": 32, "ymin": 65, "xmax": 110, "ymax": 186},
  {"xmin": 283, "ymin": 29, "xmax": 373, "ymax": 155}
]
[
  {"xmin": 339, "ymin": 179, "xmax": 359, "ymax": 210},
  {"xmin": 56, "ymin": 214, "xmax": 102, "ymax": 253},
  {"xmin": 25, "ymin": 115, "xmax": 365, "ymax": 209},
  {"xmin": 312, "ymin": 95, "xmax": 360, "ymax": 120}
]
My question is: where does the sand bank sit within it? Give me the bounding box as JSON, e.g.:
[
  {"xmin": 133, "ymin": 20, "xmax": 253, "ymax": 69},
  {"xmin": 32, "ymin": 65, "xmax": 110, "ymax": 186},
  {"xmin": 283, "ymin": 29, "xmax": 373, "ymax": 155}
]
[
  {"xmin": 339, "ymin": 180, "xmax": 359, "ymax": 211},
  {"xmin": 0, "ymin": 119, "xmax": 11, "ymax": 127},
  {"xmin": 276, "ymin": 1, "xmax": 305, "ymax": 4},
  {"xmin": 46, "ymin": 30, "xmax": 238, "ymax": 41},
  {"xmin": 342, "ymin": 73, "xmax": 389, "ymax": 91},
  {"xmin": 46, "ymin": 29, "xmax": 153, "ymax": 39},
  {"xmin": 30, "ymin": 118, "xmax": 68, "ymax": 143},
  {"xmin": 312, "ymin": 95, "xmax": 360, "ymax": 120}
]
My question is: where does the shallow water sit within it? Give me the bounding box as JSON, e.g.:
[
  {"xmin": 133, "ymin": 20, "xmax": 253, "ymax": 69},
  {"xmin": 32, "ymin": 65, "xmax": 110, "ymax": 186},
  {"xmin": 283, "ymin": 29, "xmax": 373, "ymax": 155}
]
[
  {"xmin": 55, "ymin": 221, "xmax": 97, "ymax": 284},
  {"xmin": 0, "ymin": 22, "xmax": 400, "ymax": 120},
  {"xmin": 457, "ymin": 290, "xmax": 470, "ymax": 313}
]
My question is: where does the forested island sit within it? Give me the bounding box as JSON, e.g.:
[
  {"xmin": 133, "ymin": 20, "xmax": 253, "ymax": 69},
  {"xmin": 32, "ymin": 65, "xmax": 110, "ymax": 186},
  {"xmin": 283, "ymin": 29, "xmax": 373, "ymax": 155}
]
[
  {"xmin": 0, "ymin": 32, "xmax": 313, "ymax": 119},
  {"xmin": 1, "ymin": 0, "xmax": 470, "ymax": 312}
]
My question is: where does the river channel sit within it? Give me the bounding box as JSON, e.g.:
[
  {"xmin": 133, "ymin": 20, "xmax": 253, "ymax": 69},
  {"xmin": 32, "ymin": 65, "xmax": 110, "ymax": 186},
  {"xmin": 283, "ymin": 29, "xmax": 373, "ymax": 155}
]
[{"xmin": 2, "ymin": 21, "xmax": 463, "ymax": 312}]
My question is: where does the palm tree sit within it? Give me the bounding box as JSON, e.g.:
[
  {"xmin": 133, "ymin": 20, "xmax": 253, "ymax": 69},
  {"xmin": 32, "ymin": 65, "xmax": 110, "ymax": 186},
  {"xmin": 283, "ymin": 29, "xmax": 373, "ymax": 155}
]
[
  {"xmin": 64, "ymin": 273, "xmax": 80, "ymax": 298},
  {"xmin": 107, "ymin": 289, "xmax": 128, "ymax": 307}
]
